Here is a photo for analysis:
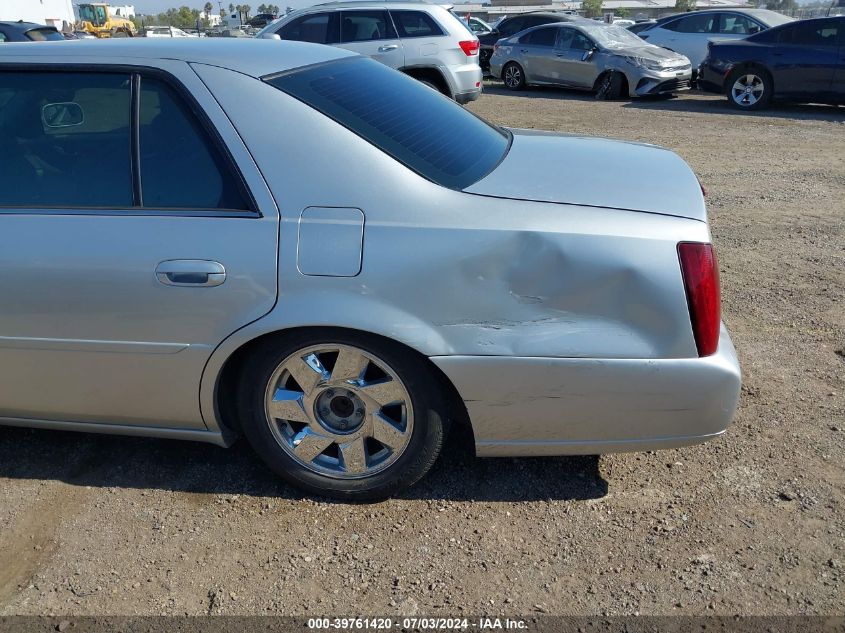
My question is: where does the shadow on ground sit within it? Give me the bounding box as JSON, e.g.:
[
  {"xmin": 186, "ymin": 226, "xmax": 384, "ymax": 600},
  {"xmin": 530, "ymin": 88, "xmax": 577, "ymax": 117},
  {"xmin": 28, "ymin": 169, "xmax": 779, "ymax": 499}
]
[
  {"xmin": 481, "ymin": 82, "xmax": 844, "ymax": 122},
  {"xmin": 0, "ymin": 425, "xmax": 607, "ymax": 504}
]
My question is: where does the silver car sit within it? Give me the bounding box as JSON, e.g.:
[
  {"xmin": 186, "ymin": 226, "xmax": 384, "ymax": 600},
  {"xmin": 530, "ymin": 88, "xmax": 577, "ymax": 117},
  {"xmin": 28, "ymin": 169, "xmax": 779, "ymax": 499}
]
[
  {"xmin": 0, "ymin": 39, "xmax": 740, "ymax": 500},
  {"xmin": 257, "ymin": 1, "xmax": 483, "ymax": 104},
  {"xmin": 490, "ymin": 22, "xmax": 693, "ymax": 98}
]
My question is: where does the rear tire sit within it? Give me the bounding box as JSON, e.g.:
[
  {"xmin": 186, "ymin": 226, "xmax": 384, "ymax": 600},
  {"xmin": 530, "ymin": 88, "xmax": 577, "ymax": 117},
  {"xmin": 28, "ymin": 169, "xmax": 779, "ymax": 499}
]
[
  {"xmin": 726, "ymin": 67, "xmax": 772, "ymax": 111},
  {"xmin": 237, "ymin": 330, "xmax": 448, "ymax": 501},
  {"xmin": 502, "ymin": 62, "xmax": 526, "ymax": 91}
]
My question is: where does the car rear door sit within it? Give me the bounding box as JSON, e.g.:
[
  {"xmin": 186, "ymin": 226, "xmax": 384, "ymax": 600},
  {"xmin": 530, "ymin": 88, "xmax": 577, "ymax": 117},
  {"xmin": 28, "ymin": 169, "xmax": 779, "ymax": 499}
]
[
  {"xmin": 275, "ymin": 11, "xmax": 340, "ymax": 47},
  {"xmin": 646, "ymin": 13, "xmax": 718, "ymax": 67},
  {"xmin": 518, "ymin": 26, "xmax": 560, "ymax": 83},
  {"xmin": 338, "ymin": 9, "xmax": 404, "ymax": 69},
  {"xmin": 771, "ymin": 19, "xmax": 840, "ymax": 97},
  {"xmin": 0, "ymin": 62, "xmax": 278, "ymax": 430}
]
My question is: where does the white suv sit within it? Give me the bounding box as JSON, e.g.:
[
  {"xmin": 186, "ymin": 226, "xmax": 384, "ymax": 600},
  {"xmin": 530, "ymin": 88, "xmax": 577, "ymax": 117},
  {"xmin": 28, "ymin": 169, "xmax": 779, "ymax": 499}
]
[{"xmin": 258, "ymin": 1, "xmax": 482, "ymax": 103}]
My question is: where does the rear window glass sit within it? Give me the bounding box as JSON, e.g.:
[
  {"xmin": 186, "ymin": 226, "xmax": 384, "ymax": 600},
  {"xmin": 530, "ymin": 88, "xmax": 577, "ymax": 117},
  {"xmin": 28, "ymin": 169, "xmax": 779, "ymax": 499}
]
[
  {"xmin": 265, "ymin": 57, "xmax": 509, "ymax": 190},
  {"xmin": 390, "ymin": 10, "xmax": 445, "ymax": 38},
  {"xmin": 27, "ymin": 28, "xmax": 65, "ymax": 41}
]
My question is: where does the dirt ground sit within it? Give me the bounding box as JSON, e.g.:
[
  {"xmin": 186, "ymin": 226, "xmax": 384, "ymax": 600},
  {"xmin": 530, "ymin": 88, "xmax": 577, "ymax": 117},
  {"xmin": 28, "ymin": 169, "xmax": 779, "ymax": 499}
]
[{"xmin": 0, "ymin": 87, "xmax": 843, "ymax": 618}]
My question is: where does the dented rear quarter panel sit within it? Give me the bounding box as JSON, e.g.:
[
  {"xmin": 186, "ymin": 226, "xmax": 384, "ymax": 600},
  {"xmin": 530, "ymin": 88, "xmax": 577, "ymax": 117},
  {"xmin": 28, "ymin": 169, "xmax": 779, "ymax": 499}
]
[{"xmin": 195, "ymin": 63, "xmax": 722, "ymax": 441}]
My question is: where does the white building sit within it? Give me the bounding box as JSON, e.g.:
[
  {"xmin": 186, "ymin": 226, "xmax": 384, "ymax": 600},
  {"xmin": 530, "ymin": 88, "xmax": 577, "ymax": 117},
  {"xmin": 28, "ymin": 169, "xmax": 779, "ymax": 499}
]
[
  {"xmin": 109, "ymin": 4, "xmax": 136, "ymax": 18},
  {"xmin": 200, "ymin": 9, "xmax": 222, "ymax": 26},
  {"xmin": 0, "ymin": 0, "xmax": 75, "ymax": 27}
]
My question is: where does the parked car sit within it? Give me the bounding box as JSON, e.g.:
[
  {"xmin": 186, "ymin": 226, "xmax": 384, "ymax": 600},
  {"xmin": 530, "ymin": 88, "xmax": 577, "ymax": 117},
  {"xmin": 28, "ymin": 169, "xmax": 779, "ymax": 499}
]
[
  {"xmin": 257, "ymin": 1, "xmax": 481, "ymax": 103},
  {"xmin": 454, "ymin": 13, "xmax": 492, "ymax": 35},
  {"xmin": 638, "ymin": 9, "xmax": 794, "ymax": 68},
  {"xmin": 627, "ymin": 19, "xmax": 656, "ymax": 35},
  {"xmin": 142, "ymin": 26, "xmax": 196, "ymax": 38},
  {"xmin": 247, "ymin": 12, "xmax": 278, "ymax": 28},
  {"xmin": 0, "ymin": 21, "xmax": 65, "ymax": 42},
  {"xmin": 612, "ymin": 19, "xmax": 636, "ymax": 28},
  {"xmin": 491, "ymin": 21, "xmax": 693, "ymax": 98},
  {"xmin": 699, "ymin": 16, "xmax": 844, "ymax": 110},
  {"xmin": 478, "ymin": 11, "xmax": 587, "ymax": 70},
  {"xmin": 0, "ymin": 39, "xmax": 740, "ymax": 500}
]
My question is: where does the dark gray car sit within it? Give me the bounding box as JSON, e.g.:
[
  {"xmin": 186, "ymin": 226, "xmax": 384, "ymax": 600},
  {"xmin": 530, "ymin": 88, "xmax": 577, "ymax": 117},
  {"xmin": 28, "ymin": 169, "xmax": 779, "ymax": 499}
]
[
  {"xmin": 0, "ymin": 21, "xmax": 66, "ymax": 42},
  {"xmin": 491, "ymin": 21, "xmax": 693, "ymax": 98}
]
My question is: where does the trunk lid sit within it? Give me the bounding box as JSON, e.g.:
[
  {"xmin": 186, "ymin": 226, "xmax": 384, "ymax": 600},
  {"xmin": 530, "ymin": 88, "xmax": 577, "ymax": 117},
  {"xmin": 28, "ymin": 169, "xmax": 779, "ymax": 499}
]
[{"xmin": 465, "ymin": 129, "xmax": 707, "ymax": 222}]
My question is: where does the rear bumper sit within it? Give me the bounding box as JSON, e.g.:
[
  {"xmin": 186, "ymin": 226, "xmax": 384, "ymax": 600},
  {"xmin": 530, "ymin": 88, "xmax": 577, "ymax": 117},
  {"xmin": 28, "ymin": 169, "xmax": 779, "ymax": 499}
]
[
  {"xmin": 432, "ymin": 324, "xmax": 741, "ymax": 457},
  {"xmin": 697, "ymin": 62, "xmax": 729, "ymax": 94},
  {"xmin": 448, "ymin": 62, "xmax": 483, "ymax": 102},
  {"xmin": 455, "ymin": 88, "xmax": 482, "ymax": 104}
]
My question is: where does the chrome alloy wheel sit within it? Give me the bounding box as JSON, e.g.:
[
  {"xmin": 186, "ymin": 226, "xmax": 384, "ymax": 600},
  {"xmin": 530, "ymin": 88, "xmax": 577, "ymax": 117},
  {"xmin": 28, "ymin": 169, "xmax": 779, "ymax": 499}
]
[
  {"xmin": 731, "ymin": 73, "xmax": 765, "ymax": 107},
  {"xmin": 504, "ymin": 64, "xmax": 522, "ymax": 89},
  {"xmin": 263, "ymin": 344, "xmax": 414, "ymax": 479}
]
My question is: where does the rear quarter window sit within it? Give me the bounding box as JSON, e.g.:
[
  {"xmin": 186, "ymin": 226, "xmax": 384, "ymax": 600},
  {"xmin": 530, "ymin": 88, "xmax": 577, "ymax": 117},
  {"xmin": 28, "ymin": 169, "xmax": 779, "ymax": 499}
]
[
  {"xmin": 265, "ymin": 57, "xmax": 509, "ymax": 190},
  {"xmin": 27, "ymin": 28, "xmax": 65, "ymax": 41},
  {"xmin": 390, "ymin": 10, "xmax": 445, "ymax": 38}
]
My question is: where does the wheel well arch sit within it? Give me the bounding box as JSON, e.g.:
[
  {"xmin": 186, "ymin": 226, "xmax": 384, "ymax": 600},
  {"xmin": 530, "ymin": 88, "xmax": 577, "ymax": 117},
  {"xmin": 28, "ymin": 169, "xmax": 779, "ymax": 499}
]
[
  {"xmin": 593, "ymin": 69, "xmax": 630, "ymax": 96},
  {"xmin": 400, "ymin": 66, "xmax": 452, "ymax": 97},
  {"xmin": 725, "ymin": 63, "xmax": 773, "ymax": 93},
  {"xmin": 213, "ymin": 325, "xmax": 474, "ymax": 448}
]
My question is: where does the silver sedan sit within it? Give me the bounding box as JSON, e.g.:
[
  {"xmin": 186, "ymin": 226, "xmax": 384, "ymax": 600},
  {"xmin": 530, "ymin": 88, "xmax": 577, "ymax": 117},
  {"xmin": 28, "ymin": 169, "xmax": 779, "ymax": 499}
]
[
  {"xmin": 0, "ymin": 39, "xmax": 739, "ymax": 500},
  {"xmin": 490, "ymin": 21, "xmax": 693, "ymax": 98}
]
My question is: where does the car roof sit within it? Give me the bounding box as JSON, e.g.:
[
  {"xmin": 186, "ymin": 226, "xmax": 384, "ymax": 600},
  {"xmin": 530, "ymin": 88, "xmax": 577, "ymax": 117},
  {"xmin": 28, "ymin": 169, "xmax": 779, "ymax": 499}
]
[
  {"xmin": 507, "ymin": 12, "xmax": 573, "ymax": 19},
  {"xmin": 305, "ymin": 0, "xmax": 442, "ymax": 8},
  {"xmin": 0, "ymin": 20, "xmax": 55, "ymax": 32},
  {"xmin": 0, "ymin": 39, "xmax": 355, "ymax": 78}
]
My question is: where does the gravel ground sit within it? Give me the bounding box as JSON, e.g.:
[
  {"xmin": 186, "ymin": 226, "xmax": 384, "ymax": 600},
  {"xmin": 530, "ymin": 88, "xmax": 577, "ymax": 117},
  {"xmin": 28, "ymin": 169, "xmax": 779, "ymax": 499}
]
[{"xmin": 0, "ymin": 87, "xmax": 843, "ymax": 618}]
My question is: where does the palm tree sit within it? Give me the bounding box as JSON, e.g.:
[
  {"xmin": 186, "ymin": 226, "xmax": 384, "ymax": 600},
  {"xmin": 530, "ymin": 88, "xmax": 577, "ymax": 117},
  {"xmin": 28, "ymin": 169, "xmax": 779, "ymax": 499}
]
[
  {"xmin": 242, "ymin": 4, "xmax": 251, "ymax": 19},
  {"xmin": 228, "ymin": 3, "xmax": 234, "ymax": 14},
  {"xmin": 204, "ymin": 1, "xmax": 213, "ymax": 16}
]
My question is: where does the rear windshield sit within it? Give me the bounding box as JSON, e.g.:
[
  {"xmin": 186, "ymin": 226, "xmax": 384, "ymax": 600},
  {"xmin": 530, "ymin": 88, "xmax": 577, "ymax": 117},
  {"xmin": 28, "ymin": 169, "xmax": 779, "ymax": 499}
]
[
  {"xmin": 264, "ymin": 57, "xmax": 509, "ymax": 190},
  {"xmin": 27, "ymin": 28, "xmax": 65, "ymax": 41}
]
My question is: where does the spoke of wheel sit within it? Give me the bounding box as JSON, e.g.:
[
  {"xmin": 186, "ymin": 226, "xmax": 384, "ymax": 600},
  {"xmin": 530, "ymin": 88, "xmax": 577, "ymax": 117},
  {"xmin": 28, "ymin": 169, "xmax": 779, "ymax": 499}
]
[
  {"xmin": 339, "ymin": 436, "xmax": 367, "ymax": 474},
  {"xmin": 268, "ymin": 388, "xmax": 310, "ymax": 423},
  {"xmin": 371, "ymin": 411, "xmax": 405, "ymax": 450},
  {"xmin": 331, "ymin": 348, "xmax": 369, "ymax": 383},
  {"xmin": 286, "ymin": 353, "xmax": 328, "ymax": 395},
  {"xmin": 359, "ymin": 377, "xmax": 405, "ymax": 408},
  {"xmin": 292, "ymin": 428, "xmax": 334, "ymax": 462}
]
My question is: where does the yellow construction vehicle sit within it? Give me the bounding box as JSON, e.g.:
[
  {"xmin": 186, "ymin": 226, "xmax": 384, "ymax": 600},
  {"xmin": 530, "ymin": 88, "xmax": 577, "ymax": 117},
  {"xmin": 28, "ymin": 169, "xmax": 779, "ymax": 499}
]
[{"xmin": 76, "ymin": 3, "xmax": 137, "ymax": 38}]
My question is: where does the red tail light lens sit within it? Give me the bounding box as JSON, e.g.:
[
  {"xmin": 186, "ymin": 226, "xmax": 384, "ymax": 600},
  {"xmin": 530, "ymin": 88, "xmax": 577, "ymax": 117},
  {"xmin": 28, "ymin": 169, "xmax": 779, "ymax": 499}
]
[
  {"xmin": 459, "ymin": 40, "xmax": 480, "ymax": 56},
  {"xmin": 677, "ymin": 242, "xmax": 720, "ymax": 357}
]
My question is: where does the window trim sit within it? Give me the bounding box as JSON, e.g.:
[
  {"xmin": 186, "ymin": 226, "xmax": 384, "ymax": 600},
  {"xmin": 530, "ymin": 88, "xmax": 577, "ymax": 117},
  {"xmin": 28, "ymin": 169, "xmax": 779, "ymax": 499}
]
[{"xmin": 0, "ymin": 64, "xmax": 259, "ymax": 217}]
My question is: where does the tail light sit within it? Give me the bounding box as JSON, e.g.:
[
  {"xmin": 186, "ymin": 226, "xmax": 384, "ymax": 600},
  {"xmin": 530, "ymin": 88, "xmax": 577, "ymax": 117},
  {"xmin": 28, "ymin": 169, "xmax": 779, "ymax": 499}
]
[
  {"xmin": 677, "ymin": 242, "xmax": 720, "ymax": 357},
  {"xmin": 459, "ymin": 39, "xmax": 480, "ymax": 56}
]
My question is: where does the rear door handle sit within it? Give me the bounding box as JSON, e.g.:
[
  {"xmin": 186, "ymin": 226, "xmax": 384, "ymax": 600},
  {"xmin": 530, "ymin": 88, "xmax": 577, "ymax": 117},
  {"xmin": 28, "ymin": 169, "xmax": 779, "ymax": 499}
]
[
  {"xmin": 156, "ymin": 260, "xmax": 226, "ymax": 287},
  {"xmin": 378, "ymin": 44, "xmax": 398, "ymax": 52}
]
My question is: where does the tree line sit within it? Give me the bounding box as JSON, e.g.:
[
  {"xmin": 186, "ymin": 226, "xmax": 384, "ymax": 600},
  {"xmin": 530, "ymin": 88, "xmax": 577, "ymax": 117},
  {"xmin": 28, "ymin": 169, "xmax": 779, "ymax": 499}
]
[{"xmin": 132, "ymin": 2, "xmax": 285, "ymax": 29}]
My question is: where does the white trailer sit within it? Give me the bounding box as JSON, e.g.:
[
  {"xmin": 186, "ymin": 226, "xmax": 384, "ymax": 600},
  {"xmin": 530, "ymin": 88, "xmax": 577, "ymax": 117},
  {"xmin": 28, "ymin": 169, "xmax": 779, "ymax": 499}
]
[{"xmin": 0, "ymin": 0, "xmax": 75, "ymax": 27}]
